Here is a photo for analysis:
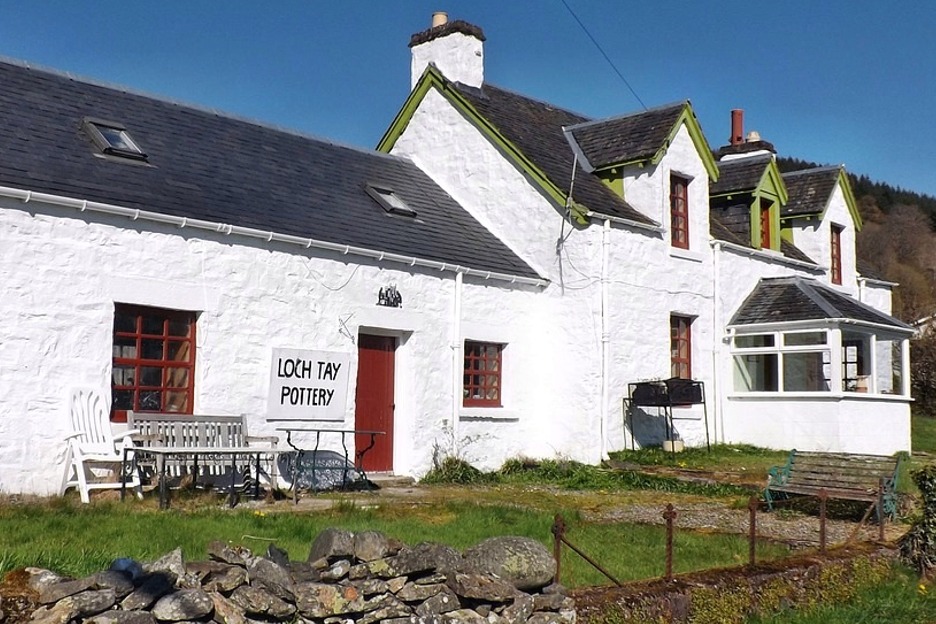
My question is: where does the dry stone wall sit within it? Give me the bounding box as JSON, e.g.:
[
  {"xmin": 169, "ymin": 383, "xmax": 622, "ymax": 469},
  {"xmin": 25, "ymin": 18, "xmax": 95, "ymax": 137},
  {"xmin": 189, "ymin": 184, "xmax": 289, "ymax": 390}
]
[{"xmin": 4, "ymin": 529, "xmax": 573, "ymax": 624}]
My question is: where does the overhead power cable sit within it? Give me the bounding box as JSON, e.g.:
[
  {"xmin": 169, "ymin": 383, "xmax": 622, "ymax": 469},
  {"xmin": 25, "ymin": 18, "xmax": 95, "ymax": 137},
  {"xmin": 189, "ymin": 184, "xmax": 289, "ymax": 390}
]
[{"xmin": 559, "ymin": 0, "xmax": 648, "ymax": 111}]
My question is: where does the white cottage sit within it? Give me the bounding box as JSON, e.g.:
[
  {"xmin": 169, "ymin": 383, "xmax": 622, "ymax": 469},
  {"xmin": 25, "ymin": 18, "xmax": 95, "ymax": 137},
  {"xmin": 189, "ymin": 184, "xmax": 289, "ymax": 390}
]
[{"xmin": 0, "ymin": 15, "xmax": 913, "ymax": 496}]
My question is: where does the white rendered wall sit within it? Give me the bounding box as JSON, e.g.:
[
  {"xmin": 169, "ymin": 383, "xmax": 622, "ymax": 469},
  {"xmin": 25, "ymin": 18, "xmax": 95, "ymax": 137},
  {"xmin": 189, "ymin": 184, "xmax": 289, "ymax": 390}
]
[
  {"xmin": 394, "ymin": 97, "xmax": 720, "ymax": 456},
  {"xmin": 859, "ymin": 281, "xmax": 894, "ymax": 315},
  {"xmin": 0, "ymin": 196, "xmax": 541, "ymax": 494},
  {"xmin": 606, "ymin": 125, "xmax": 716, "ymax": 450},
  {"xmin": 721, "ymin": 395, "xmax": 910, "ymax": 454},
  {"xmin": 411, "ymin": 34, "xmax": 483, "ymax": 89},
  {"xmin": 788, "ymin": 183, "xmax": 858, "ymax": 295},
  {"xmin": 391, "ymin": 86, "xmax": 609, "ymax": 465}
]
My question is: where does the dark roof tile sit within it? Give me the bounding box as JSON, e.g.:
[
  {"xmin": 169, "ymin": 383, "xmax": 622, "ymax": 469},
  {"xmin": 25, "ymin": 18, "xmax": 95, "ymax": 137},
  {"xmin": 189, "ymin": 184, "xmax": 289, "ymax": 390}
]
[
  {"xmin": 452, "ymin": 82, "xmax": 655, "ymax": 225},
  {"xmin": 781, "ymin": 166, "xmax": 841, "ymax": 217},
  {"xmin": 0, "ymin": 59, "xmax": 539, "ymax": 280},
  {"xmin": 730, "ymin": 276, "xmax": 910, "ymax": 329},
  {"xmin": 710, "ymin": 155, "xmax": 772, "ymax": 196},
  {"xmin": 565, "ymin": 103, "xmax": 685, "ymax": 170}
]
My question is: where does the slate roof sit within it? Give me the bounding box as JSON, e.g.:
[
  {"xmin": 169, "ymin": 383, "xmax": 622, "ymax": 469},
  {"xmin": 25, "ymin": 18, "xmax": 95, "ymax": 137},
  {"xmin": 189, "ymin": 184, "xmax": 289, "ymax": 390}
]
[
  {"xmin": 564, "ymin": 103, "xmax": 685, "ymax": 171},
  {"xmin": 857, "ymin": 258, "xmax": 891, "ymax": 283},
  {"xmin": 451, "ymin": 82, "xmax": 656, "ymax": 225},
  {"xmin": 782, "ymin": 166, "xmax": 841, "ymax": 217},
  {"xmin": 730, "ymin": 276, "xmax": 911, "ymax": 329},
  {"xmin": 0, "ymin": 59, "xmax": 540, "ymax": 280},
  {"xmin": 710, "ymin": 155, "xmax": 772, "ymax": 196}
]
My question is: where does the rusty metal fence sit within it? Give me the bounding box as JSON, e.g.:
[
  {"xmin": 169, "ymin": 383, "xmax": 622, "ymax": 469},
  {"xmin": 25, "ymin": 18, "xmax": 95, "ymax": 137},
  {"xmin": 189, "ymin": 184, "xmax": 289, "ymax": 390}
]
[{"xmin": 550, "ymin": 492, "xmax": 887, "ymax": 585}]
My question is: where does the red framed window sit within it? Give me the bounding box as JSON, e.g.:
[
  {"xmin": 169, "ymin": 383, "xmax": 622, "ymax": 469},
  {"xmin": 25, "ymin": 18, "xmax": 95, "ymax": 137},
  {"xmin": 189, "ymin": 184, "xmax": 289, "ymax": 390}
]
[
  {"xmin": 670, "ymin": 174, "xmax": 690, "ymax": 249},
  {"xmin": 760, "ymin": 202, "xmax": 772, "ymax": 250},
  {"xmin": 463, "ymin": 341, "xmax": 503, "ymax": 407},
  {"xmin": 830, "ymin": 224, "xmax": 843, "ymax": 285},
  {"xmin": 111, "ymin": 304, "xmax": 196, "ymax": 422},
  {"xmin": 670, "ymin": 315, "xmax": 692, "ymax": 379}
]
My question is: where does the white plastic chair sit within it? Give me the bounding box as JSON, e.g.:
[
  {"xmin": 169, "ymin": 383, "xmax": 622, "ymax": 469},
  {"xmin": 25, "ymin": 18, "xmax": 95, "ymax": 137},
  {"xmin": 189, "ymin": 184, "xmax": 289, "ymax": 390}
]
[{"xmin": 61, "ymin": 388, "xmax": 141, "ymax": 503}]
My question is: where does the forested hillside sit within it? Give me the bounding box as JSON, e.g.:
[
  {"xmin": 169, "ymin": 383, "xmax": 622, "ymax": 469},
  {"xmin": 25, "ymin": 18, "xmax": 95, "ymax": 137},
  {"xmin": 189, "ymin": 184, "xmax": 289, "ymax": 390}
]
[{"xmin": 778, "ymin": 157, "xmax": 936, "ymax": 323}]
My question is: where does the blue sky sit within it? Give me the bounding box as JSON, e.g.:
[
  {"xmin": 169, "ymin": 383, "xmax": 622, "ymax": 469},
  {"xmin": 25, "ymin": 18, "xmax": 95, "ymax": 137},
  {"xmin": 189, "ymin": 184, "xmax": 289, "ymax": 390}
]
[{"xmin": 2, "ymin": 2, "xmax": 935, "ymax": 196}]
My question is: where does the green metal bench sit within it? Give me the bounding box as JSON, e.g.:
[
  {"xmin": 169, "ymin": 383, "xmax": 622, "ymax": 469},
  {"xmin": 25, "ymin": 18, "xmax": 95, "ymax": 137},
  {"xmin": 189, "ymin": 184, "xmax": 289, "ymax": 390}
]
[{"xmin": 764, "ymin": 450, "xmax": 901, "ymax": 520}]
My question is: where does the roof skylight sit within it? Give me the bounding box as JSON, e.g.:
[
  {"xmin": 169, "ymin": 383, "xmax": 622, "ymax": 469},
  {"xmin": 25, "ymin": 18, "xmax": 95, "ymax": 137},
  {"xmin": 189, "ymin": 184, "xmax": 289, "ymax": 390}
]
[
  {"xmin": 83, "ymin": 117, "xmax": 147, "ymax": 161},
  {"xmin": 366, "ymin": 185, "xmax": 417, "ymax": 217}
]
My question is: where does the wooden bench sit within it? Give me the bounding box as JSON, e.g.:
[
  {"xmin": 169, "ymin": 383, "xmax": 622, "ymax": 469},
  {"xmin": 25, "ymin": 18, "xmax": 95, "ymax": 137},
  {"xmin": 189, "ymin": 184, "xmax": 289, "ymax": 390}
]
[
  {"xmin": 764, "ymin": 450, "xmax": 902, "ymax": 520},
  {"xmin": 126, "ymin": 412, "xmax": 279, "ymax": 498}
]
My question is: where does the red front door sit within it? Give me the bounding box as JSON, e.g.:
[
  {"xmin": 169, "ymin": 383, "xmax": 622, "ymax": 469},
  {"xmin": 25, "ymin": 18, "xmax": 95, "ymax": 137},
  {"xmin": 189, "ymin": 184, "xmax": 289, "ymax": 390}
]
[{"xmin": 354, "ymin": 334, "xmax": 396, "ymax": 472}]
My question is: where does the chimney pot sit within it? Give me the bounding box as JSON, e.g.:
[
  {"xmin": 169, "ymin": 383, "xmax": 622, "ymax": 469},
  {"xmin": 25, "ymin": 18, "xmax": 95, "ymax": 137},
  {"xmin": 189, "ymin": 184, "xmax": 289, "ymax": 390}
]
[
  {"xmin": 432, "ymin": 12, "xmax": 448, "ymax": 28},
  {"xmin": 730, "ymin": 109, "xmax": 744, "ymax": 146}
]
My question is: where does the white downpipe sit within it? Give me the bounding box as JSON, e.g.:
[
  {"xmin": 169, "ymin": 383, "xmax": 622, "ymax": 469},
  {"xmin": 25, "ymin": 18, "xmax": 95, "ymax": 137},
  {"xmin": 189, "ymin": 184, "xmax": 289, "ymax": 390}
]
[
  {"xmin": 0, "ymin": 185, "xmax": 549, "ymax": 288},
  {"xmin": 451, "ymin": 271, "xmax": 463, "ymax": 455},
  {"xmin": 711, "ymin": 242, "xmax": 721, "ymax": 444},
  {"xmin": 600, "ymin": 219, "xmax": 611, "ymax": 458}
]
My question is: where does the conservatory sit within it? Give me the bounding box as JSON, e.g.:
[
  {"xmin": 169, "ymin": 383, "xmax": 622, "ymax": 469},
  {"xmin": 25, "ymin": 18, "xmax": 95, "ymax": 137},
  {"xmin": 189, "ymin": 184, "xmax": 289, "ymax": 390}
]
[{"xmin": 720, "ymin": 277, "xmax": 914, "ymax": 455}]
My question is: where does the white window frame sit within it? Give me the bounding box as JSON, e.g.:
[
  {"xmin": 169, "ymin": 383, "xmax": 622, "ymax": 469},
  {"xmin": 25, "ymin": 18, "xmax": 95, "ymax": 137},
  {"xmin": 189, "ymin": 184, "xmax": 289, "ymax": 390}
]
[{"xmin": 730, "ymin": 325, "xmax": 910, "ymax": 398}]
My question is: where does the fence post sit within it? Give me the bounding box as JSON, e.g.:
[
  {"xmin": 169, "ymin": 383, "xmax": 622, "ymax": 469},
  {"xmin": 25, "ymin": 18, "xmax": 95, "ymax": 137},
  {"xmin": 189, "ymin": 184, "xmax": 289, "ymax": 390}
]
[
  {"xmin": 748, "ymin": 496, "xmax": 758, "ymax": 566},
  {"xmin": 662, "ymin": 503, "xmax": 677, "ymax": 581},
  {"xmin": 819, "ymin": 489, "xmax": 828, "ymax": 553},
  {"xmin": 551, "ymin": 514, "xmax": 565, "ymax": 585},
  {"xmin": 878, "ymin": 479, "xmax": 886, "ymax": 543}
]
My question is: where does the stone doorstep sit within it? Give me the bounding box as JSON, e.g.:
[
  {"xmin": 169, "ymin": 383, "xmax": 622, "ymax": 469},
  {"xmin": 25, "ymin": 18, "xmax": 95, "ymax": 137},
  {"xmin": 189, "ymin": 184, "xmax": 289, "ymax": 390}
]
[{"xmin": 366, "ymin": 474, "xmax": 417, "ymax": 489}]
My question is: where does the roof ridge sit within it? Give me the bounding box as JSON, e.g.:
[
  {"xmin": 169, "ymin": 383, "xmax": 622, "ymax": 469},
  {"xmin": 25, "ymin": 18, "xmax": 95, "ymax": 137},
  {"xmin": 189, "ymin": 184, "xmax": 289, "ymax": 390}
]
[
  {"xmin": 564, "ymin": 100, "xmax": 687, "ymax": 132},
  {"xmin": 718, "ymin": 153, "xmax": 773, "ymax": 167},
  {"xmin": 0, "ymin": 54, "xmax": 412, "ymax": 166},
  {"xmin": 474, "ymin": 81, "xmax": 593, "ymax": 122},
  {"xmin": 782, "ymin": 164, "xmax": 843, "ymax": 177},
  {"xmin": 794, "ymin": 278, "xmax": 843, "ymax": 318}
]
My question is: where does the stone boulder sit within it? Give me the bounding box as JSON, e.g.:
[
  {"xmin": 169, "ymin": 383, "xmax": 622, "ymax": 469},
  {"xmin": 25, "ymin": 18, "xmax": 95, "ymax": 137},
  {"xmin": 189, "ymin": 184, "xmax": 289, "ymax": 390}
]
[{"xmin": 461, "ymin": 537, "xmax": 556, "ymax": 590}]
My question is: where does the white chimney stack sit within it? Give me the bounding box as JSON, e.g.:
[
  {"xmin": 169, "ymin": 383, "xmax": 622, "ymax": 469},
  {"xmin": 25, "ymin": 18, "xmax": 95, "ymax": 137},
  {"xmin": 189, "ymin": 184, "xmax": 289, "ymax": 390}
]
[{"xmin": 409, "ymin": 14, "xmax": 486, "ymax": 90}]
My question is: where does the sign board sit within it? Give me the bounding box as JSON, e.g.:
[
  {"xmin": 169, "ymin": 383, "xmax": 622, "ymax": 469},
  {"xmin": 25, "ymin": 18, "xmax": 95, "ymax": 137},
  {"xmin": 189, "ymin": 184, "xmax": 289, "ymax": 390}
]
[{"xmin": 268, "ymin": 348, "xmax": 350, "ymax": 421}]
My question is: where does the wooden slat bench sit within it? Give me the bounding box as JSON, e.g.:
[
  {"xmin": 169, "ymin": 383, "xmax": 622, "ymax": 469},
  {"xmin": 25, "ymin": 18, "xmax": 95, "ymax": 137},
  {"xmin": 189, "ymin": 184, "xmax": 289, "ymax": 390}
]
[
  {"xmin": 764, "ymin": 450, "xmax": 902, "ymax": 520},
  {"xmin": 126, "ymin": 412, "xmax": 279, "ymax": 506}
]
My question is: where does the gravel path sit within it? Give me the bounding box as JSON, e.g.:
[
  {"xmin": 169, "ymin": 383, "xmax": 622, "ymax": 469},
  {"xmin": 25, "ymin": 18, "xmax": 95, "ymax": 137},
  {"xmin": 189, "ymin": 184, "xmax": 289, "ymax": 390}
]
[{"xmin": 589, "ymin": 501, "xmax": 906, "ymax": 548}]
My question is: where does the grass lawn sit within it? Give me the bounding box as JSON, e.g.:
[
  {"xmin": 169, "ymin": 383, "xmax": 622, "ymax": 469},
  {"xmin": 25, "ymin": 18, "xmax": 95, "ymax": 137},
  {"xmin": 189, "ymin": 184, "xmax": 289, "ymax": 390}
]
[
  {"xmin": 0, "ymin": 494, "xmax": 788, "ymax": 588},
  {"xmin": 747, "ymin": 565, "xmax": 936, "ymax": 623},
  {"xmin": 913, "ymin": 413, "xmax": 936, "ymax": 454}
]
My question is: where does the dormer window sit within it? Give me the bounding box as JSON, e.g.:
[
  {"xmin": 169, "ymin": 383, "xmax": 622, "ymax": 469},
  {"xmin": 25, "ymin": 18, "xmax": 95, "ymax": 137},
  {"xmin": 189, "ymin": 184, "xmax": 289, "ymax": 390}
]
[
  {"xmin": 83, "ymin": 118, "xmax": 147, "ymax": 161},
  {"xmin": 366, "ymin": 185, "xmax": 417, "ymax": 218},
  {"xmin": 670, "ymin": 174, "xmax": 690, "ymax": 249},
  {"xmin": 759, "ymin": 201, "xmax": 773, "ymax": 250},
  {"xmin": 831, "ymin": 224, "xmax": 843, "ymax": 285}
]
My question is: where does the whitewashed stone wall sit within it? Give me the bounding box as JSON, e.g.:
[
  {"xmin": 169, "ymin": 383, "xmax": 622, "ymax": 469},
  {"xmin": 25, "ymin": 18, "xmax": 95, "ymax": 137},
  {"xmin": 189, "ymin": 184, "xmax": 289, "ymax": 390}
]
[
  {"xmin": 0, "ymin": 195, "xmax": 548, "ymax": 494},
  {"xmin": 786, "ymin": 183, "xmax": 858, "ymax": 295}
]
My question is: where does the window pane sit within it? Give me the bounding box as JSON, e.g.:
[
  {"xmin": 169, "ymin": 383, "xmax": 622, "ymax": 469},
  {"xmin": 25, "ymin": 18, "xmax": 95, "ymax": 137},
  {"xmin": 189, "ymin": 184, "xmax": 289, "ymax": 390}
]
[
  {"xmin": 843, "ymin": 334, "xmax": 870, "ymax": 392},
  {"xmin": 734, "ymin": 335, "xmax": 775, "ymax": 348},
  {"xmin": 167, "ymin": 341, "xmax": 191, "ymax": 362},
  {"xmin": 783, "ymin": 351, "xmax": 831, "ymax": 391},
  {"xmin": 165, "ymin": 367, "xmax": 189, "ymax": 389},
  {"xmin": 141, "ymin": 315, "xmax": 165, "ymax": 335},
  {"xmin": 140, "ymin": 366, "xmax": 162, "ymax": 386},
  {"xmin": 164, "ymin": 391, "xmax": 189, "ymax": 412},
  {"xmin": 139, "ymin": 391, "xmax": 161, "ymax": 411},
  {"xmin": 114, "ymin": 312, "xmax": 136, "ymax": 333},
  {"xmin": 168, "ymin": 318, "xmax": 192, "ymax": 337},
  {"xmin": 113, "ymin": 336, "xmax": 136, "ymax": 359},
  {"xmin": 784, "ymin": 332, "xmax": 827, "ymax": 346},
  {"xmin": 113, "ymin": 390, "xmax": 134, "ymax": 411},
  {"xmin": 112, "ymin": 366, "xmax": 135, "ymax": 386},
  {"xmin": 733, "ymin": 354, "xmax": 778, "ymax": 391},
  {"xmin": 141, "ymin": 339, "xmax": 164, "ymax": 360},
  {"xmin": 876, "ymin": 337, "xmax": 902, "ymax": 394}
]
